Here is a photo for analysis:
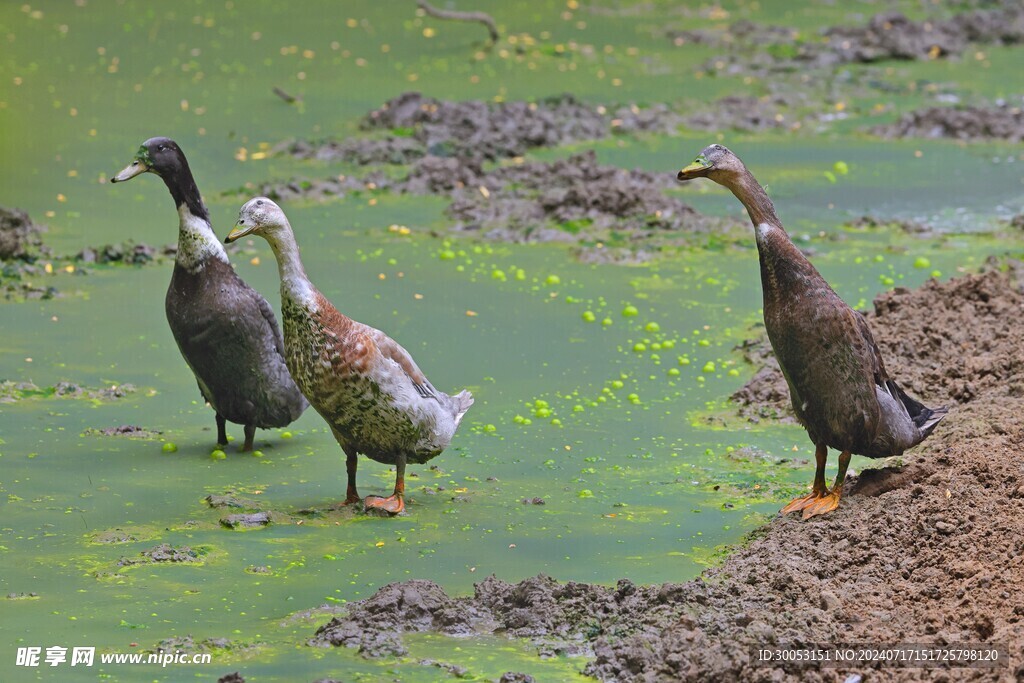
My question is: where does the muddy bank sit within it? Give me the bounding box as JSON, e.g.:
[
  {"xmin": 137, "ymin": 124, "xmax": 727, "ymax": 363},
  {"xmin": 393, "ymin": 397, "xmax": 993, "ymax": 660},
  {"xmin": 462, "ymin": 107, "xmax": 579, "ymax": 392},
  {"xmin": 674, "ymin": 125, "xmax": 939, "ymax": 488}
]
[
  {"xmin": 873, "ymin": 103, "xmax": 1024, "ymax": 141},
  {"xmin": 311, "ymin": 268, "xmax": 1024, "ymax": 681}
]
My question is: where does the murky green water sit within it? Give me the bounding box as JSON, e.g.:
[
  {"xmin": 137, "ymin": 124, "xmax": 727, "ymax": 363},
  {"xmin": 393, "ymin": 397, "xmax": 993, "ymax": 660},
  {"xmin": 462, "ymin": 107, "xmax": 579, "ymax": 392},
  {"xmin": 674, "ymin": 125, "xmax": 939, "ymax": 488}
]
[{"xmin": 2, "ymin": 1, "xmax": 1022, "ymax": 680}]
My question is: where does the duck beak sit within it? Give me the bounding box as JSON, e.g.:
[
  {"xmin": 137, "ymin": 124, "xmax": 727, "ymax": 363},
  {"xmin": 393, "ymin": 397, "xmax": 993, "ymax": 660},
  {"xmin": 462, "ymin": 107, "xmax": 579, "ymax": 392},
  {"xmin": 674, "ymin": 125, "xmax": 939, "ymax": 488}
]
[
  {"xmin": 677, "ymin": 156, "xmax": 712, "ymax": 182},
  {"xmin": 111, "ymin": 159, "xmax": 149, "ymax": 183},
  {"xmin": 225, "ymin": 222, "xmax": 255, "ymax": 244}
]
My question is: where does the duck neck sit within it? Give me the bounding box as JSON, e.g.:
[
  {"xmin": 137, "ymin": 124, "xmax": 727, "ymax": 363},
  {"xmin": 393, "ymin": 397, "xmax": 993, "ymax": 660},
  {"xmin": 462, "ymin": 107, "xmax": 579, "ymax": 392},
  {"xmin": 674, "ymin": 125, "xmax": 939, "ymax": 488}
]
[
  {"xmin": 161, "ymin": 166, "xmax": 228, "ymax": 272},
  {"xmin": 724, "ymin": 168, "xmax": 783, "ymax": 231},
  {"xmin": 265, "ymin": 228, "xmax": 317, "ymax": 309},
  {"xmin": 722, "ymin": 167, "xmax": 820, "ymax": 296}
]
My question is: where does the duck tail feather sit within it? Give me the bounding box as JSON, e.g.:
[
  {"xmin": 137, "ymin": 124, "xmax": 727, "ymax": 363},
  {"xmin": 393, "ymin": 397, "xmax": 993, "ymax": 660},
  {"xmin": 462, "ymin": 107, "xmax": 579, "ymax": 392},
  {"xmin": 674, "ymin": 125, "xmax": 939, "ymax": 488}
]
[
  {"xmin": 450, "ymin": 390, "xmax": 474, "ymax": 425},
  {"xmin": 885, "ymin": 378, "xmax": 947, "ymax": 437},
  {"xmin": 915, "ymin": 405, "xmax": 948, "ymax": 438}
]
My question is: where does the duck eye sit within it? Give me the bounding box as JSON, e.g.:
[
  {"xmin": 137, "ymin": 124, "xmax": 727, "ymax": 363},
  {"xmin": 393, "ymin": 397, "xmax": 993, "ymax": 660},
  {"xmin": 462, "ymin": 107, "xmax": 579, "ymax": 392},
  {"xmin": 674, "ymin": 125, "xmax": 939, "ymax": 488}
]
[{"xmin": 157, "ymin": 145, "xmax": 166, "ymax": 151}]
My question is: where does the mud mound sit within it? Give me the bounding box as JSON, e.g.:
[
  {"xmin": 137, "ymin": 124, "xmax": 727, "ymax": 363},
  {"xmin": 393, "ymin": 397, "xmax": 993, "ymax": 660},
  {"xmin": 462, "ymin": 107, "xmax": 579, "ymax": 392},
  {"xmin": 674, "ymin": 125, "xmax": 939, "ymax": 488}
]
[
  {"xmin": 311, "ymin": 579, "xmax": 485, "ymax": 657},
  {"xmin": 586, "ymin": 395, "xmax": 1024, "ymax": 682},
  {"xmin": 277, "ymin": 93, "xmax": 687, "ymax": 165},
  {"xmin": 0, "ymin": 206, "xmax": 48, "ymax": 261},
  {"xmin": 312, "ymin": 268, "xmax": 1024, "ymax": 681},
  {"xmin": 435, "ymin": 151, "xmax": 732, "ymax": 246},
  {"xmin": 873, "ymin": 104, "xmax": 1024, "ymax": 141},
  {"xmin": 361, "ymin": 92, "xmax": 609, "ymax": 160},
  {"xmin": 311, "ymin": 574, "xmax": 657, "ymax": 659}
]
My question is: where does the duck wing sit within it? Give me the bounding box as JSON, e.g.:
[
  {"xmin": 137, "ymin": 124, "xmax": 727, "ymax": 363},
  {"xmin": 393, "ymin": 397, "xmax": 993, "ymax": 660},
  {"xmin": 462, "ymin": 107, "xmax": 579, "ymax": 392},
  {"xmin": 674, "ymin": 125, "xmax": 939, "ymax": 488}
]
[
  {"xmin": 364, "ymin": 326, "xmax": 437, "ymax": 399},
  {"xmin": 254, "ymin": 290, "xmax": 287, "ymax": 360},
  {"xmin": 852, "ymin": 309, "xmax": 946, "ymax": 454},
  {"xmin": 853, "ymin": 311, "xmax": 922, "ymax": 415}
]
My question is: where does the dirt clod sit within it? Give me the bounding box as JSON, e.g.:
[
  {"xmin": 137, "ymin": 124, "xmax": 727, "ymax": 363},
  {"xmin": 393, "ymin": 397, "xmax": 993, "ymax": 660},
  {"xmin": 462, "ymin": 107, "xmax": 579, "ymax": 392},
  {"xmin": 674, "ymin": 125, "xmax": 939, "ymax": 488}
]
[{"xmin": 118, "ymin": 544, "xmax": 203, "ymax": 568}]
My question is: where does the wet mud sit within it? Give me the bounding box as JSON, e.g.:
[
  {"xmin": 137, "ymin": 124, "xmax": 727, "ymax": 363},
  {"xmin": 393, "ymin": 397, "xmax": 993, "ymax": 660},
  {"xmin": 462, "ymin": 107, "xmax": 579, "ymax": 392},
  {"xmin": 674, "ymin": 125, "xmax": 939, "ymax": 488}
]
[
  {"xmin": 873, "ymin": 104, "xmax": 1024, "ymax": 141},
  {"xmin": 116, "ymin": 544, "xmax": 206, "ymax": 568},
  {"xmin": 311, "ymin": 267, "xmax": 1024, "ymax": 681},
  {"xmin": 433, "ymin": 151, "xmax": 736, "ymax": 249}
]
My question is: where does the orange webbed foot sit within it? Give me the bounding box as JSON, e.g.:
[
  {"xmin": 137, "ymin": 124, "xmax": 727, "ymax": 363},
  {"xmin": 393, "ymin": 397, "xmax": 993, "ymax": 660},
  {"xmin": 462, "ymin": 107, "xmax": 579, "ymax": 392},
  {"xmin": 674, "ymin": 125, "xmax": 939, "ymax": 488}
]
[
  {"xmin": 780, "ymin": 490, "xmax": 829, "ymax": 515},
  {"xmin": 364, "ymin": 494, "xmax": 405, "ymax": 516},
  {"xmin": 801, "ymin": 491, "xmax": 842, "ymax": 520}
]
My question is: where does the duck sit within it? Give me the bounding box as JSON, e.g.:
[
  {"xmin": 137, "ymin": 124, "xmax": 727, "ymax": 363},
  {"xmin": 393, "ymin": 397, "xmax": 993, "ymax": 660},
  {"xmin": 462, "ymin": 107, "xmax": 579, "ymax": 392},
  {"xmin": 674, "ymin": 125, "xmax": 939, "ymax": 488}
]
[
  {"xmin": 225, "ymin": 197, "xmax": 473, "ymax": 515},
  {"xmin": 111, "ymin": 138, "xmax": 308, "ymax": 451},
  {"xmin": 677, "ymin": 144, "xmax": 946, "ymax": 519}
]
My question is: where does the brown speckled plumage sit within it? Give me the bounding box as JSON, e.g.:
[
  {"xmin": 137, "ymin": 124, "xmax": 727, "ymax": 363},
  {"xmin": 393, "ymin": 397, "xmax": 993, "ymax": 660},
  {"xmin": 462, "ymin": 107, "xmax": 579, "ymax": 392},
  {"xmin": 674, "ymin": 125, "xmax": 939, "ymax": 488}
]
[
  {"xmin": 228, "ymin": 197, "xmax": 472, "ymax": 513},
  {"xmin": 678, "ymin": 144, "xmax": 945, "ymax": 518}
]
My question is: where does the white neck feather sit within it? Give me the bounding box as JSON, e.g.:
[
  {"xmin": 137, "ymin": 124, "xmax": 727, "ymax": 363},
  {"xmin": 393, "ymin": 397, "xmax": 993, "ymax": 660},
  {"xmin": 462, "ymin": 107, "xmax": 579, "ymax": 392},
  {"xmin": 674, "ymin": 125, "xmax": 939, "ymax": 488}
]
[
  {"xmin": 755, "ymin": 222, "xmax": 778, "ymax": 244},
  {"xmin": 175, "ymin": 204, "xmax": 229, "ymax": 271},
  {"xmin": 267, "ymin": 226, "xmax": 317, "ymax": 309}
]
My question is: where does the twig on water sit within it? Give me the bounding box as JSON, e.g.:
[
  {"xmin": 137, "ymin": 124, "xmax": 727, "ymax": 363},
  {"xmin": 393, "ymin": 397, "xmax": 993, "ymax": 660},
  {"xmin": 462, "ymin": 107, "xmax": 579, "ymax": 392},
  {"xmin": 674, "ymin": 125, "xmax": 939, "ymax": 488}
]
[
  {"xmin": 272, "ymin": 87, "xmax": 299, "ymax": 104},
  {"xmin": 416, "ymin": 0, "xmax": 499, "ymax": 45}
]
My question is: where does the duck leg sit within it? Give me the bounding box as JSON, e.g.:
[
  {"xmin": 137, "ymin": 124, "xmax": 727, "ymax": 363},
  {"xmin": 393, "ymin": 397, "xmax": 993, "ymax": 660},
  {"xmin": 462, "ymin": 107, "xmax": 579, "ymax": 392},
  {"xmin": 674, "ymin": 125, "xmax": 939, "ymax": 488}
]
[
  {"xmin": 339, "ymin": 444, "xmax": 362, "ymax": 506},
  {"xmin": 241, "ymin": 424, "xmax": 256, "ymax": 452},
  {"xmin": 364, "ymin": 453, "xmax": 406, "ymax": 516},
  {"xmin": 802, "ymin": 449, "xmax": 851, "ymax": 520},
  {"xmin": 780, "ymin": 443, "xmax": 830, "ymax": 515},
  {"xmin": 215, "ymin": 413, "xmax": 228, "ymax": 448}
]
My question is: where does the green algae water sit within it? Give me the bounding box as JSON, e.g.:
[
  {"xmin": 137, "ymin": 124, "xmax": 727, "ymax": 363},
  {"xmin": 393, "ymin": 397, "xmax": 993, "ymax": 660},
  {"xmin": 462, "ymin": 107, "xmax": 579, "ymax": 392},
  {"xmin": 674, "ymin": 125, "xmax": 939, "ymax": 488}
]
[{"xmin": 2, "ymin": 1, "xmax": 1022, "ymax": 680}]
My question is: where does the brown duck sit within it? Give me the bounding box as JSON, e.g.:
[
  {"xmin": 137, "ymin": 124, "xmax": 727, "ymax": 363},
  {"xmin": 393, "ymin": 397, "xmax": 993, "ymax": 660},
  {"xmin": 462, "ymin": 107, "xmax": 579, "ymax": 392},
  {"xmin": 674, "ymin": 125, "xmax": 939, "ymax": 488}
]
[
  {"xmin": 678, "ymin": 144, "xmax": 946, "ymax": 519},
  {"xmin": 226, "ymin": 197, "xmax": 473, "ymax": 516}
]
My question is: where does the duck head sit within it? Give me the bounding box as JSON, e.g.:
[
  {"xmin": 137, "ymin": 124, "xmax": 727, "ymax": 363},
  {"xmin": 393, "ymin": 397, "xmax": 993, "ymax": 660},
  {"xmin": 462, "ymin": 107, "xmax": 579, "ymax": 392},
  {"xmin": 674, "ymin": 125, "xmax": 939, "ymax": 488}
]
[
  {"xmin": 225, "ymin": 197, "xmax": 287, "ymax": 244},
  {"xmin": 111, "ymin": 137, "xmax": 188, "ymax": 183},
  {"xmin": 676, "ymin": 144, "xmax": 744, "ymax": 184}
]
